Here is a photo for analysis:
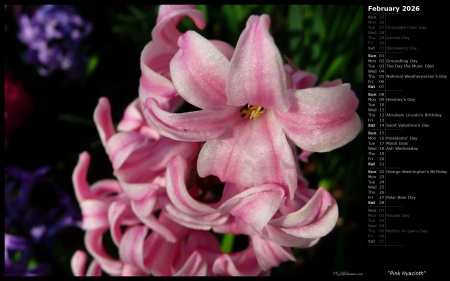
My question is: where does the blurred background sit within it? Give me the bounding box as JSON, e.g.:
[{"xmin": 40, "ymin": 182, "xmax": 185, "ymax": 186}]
[{"xmin": 4, "ymin": 5, "xmax": 364, "ymax": 276}]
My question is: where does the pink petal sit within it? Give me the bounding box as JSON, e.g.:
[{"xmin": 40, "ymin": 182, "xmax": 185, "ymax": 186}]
[
  {"xmin": 139, "ymin": 40, "xmax": 178, "ymax": 107},
  {"xmin": 212, "ymin": 248, "xmax": 261, "ymax": 276},
  {"xmin": 157, "ymin": 211, "xmax": 192, "ymax": 241},
  {"xmin": 117, "ymin": 98, "xmax": 153, "ymax": 135},
  {"xmin": 71, "ymin": 250, "xmax": 102, "ymax": 276},
  {"xmin": 211, "ymin": 40, "xmax": 235, "ymax": 60},
  {"xmin": 94, "ymin": 97, "xmax": 115, "ymax": 147},
  {"xmin": 219, "ymin": 184, "xmax": 285, "ymax": 232},
  {"xmin": 106, "ymin": 131, "xmax": 200, "ymax": 184},
  {"xmin": 120, "ymin": 182, "xmax": 160, "ymax": 202},
  {"xmin": 129, "ymin": 190, "xmax": 178, "ymax": 243},
  {"xmin": 108, "ymin": 201, "xmax": 129, "ymax": 246},
  {"xmin": 197, "ymin": 111, "xmax": 297, "ymax": 200},
  {"xmin": 89, "ymin": 179, "xmax": 123, "ymax": 198},
  {"xmin": 86, "ymin": 259, "xmax": 102, "ymax": 276},
  {"xmin": 164, "ymin": 203, "xmax": 228, "ymax": 231},
  {"xmin": 269, "ymin": 187, "xmax": 339, "ymax": 238},
  {"xmin": 173, "ymin": 251, "xmax": 207, "ymax": 276},
  {"xmin": 276, "ymin": 84, "xmax": 361, "ymax": 152},
  {"xmin": 250, "ymin": 235, "xmax": 295, "ymax": 271},
  {"xmin": 298, "ymin": 150, "xmax": 314, "ymax": 163},
  {"xmin": 142, "ymin": 232, "xmax": 180, "ymax": 276},
  {"xmin": 171, "ymin": 31, "xmax": 229, "ymax": 110},
  {"xmin": 80, "ymin": 200, "xmax": 110, "ymax": 230},
  {"xmin": 121, "ymin": 264, "xmax": 147, "ymax": 276},
  {"xmin": 153, "ymin": 5, "xmax": 205, "ymax": 46},
  {"xmin": 132, "ymin": 211, "xmax": 177, "ymax": 243},
  {"xmin": 226, "ymin": 15, "xmax": 289, "ymax": 112},
  {"xmin": 262, "ymin": 225, "xmax": 320, "ymax": 248},
  {"xmin": 71, "ymin": 250, "xmax": 88, "ymax": 276},
  {"xmin": 291, "ymin": 69, "xmax": 318, "ymax": 89},
  {"xmin": 284, "ymin": 63, "xmax": 318, "ymax": 90},
  {"xmin": 166, "ymin": 155, "xmax": 218, "ymax": 215},
  {"xmin": 156, "ymin": 5, "xmax": 196, "ymax": 23},
  {"xmin": 118, "ymin": 225, "xmax": 149, "ymax": 272},
  {"xmin": 143, "ymin": 97, "xmax": 237, "ymax": 142},
  {"xmin": 212, "ymin": 216, "xmax": 257, "ymax": 236},
  {"xmin": 85, "ymin": 229, "xmax": 123, "ymax": 276},
  {"xmin": 185, "ymin": 230, "xmax": 222, "ymax": 254},
  {"xmin": 116, "ymin": 98, "xmax": 166, "ymax": 140},
  {"xmin": 72, "ymin": 152, "xmax": 94, "ymax": 202},
  {"xmin": 106, "ymin": 131, "xmax": 158, "ymax": 182},
  {"xmin": 129, "ymin": 188, "xmax": 158, "ymax": 217},
  {"xmin": 319, "ymin": 79, "xmax": 342, "ymax": 87}
]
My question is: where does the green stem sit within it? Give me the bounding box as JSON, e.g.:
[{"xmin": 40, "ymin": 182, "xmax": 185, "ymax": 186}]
[{"xmin": 221, "ymin": 233, "xmax": 235, "ymax": 253}]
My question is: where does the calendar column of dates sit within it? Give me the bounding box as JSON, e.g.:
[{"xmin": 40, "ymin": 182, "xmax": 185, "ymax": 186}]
[{"xmin": 366, "ymin": 12, "xmax": 386, "ymax": 246}]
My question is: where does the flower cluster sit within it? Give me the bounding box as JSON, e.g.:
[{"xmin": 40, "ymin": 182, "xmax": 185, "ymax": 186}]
[
  {"xmin": 5, "ymin": 166, "xmax": 81, "ymax": 276},
  {"xmin": 71, "ymin": 5, "xmax": 360, "ymax": 276},
  {"xmin": 17, "ymin": 5, "xmax": 92, "ymax": 80}
]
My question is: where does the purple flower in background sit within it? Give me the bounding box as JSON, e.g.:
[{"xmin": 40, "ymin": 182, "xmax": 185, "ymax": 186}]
[
  {"xmin": 4, "ymin": 165, "xmax": 82, "ymax": 276},
  {"xmin": 5, "ymin": 234, "xmax": 51, "ymax": 276},
  {"xmin": 17, "ymin": 5, "xmax": 92, "ymax": 80}
]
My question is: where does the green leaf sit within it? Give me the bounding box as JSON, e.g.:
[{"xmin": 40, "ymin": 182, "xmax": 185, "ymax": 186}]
[
  {"xmin": 287, "ymin": 5, "xmax": 303, "ymax": 51},
  {"xmin": 57, "ymin": 113, "xmax": 95, "ymax": 127},
  {"xmin": 318, "ymin": 179, "xmax": 332, "ymax": 190},
  {"xmin": 27, "ymin": 258, "xmax": 39, "ymax": 269},
  {"xmin": 127, "ymin": 5, "xmax": 146, "ymax": 21},
  {"xmin": 321, "ymin": 55, "xmax": 346, "ymax": 81},
  {"xmin": 86, "ymin": 55, "xmax": 99, "ymax": 77}
]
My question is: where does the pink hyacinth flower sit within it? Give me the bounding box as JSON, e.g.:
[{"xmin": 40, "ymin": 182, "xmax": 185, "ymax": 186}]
[
  {"xmin": 72, "ymin": 152, "xmax": 193, "ymax": 276},
  {"xmin": 162, "ymin": 155, "xmax": 337, "ymax": 246},
  {"xmin": 93, "ymin": 97, "xmax": 200, "ymax": 241},
  {"xmin": 212, "ymin": 184, "xmax": 339, "ymax": 248},
  {"xmin": 88, "ymin": 212, "xmax": 215, "ymax": 276},
  {"xmin": 163, "ymin": 154, "xmax": 288, "ymax": 233},
  {"xmin": 212, "ymin": 234, "xmax": 295, "ymax": 276},
  {"xmin": 139, "ymin": 5, "xmax": 234, "ymax": 111},
  {"xmin": 72, "ymin": 151, "xmax": 146, "ymax": 275},
  {"xmin": 116, "ymin": 98, "xmax": 161, "ymax": 139},
  {"xmin": 114, "ymin": 218, "xmax": 294, "ymax": 276},
  {"xmin": 143, "ymin": 15, "xmax": 361, "ymax": 200},
  {"xmin": 93, "ymin": 97, "xmax": 200, "ymax": 188},
  {"xmin": 71, "ymin": 250, "xmax": 103, "ymax": 276},
  {"xmin": 284, "ymin": 60, "xmax": 355, "ymax": 163}
]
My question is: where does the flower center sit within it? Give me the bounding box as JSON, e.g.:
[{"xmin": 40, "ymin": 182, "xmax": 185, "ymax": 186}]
[{"xmin": 239, "ymin": 104, "xmax": 265, "ymax": 120}]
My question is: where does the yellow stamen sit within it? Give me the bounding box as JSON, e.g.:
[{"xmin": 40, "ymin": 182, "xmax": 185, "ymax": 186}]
[{"xmin": 240, "ymin": 104, "xmax": 265, "ymax": 120}]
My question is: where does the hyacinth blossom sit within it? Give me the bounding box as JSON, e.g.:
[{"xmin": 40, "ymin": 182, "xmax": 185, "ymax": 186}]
[
  {"xmin": 70, "ymin": 101, "xmax": 295, "ymax": 276},
  {"xmin": 162, "ymin": 155, "xmax": 338, "ymax": 247},
  {"xmin": 17, "ymin": 5, "xmax": 92, "ymax": 80},
  {"xmin": 71, "ymin": 98, "xmax": 337, "ymax": 276},
  {"xmin": 139, "ymin": 5, "xmax": 234, "ymax": 112},
  {"xmin": 4, "ymin": 166, "xmax": 82, "ymax": 276},
  {"xmin": 143, "ymin": 14, "xmax": 361, "ymax": 200},
  {"xmin": 71, "ymin": 155, "xmax": 296, "ymax": 276},
  {"xmin": 70, "ymin": 5, "xmax": 360, "ymax": 276},
  {"xmin": 4, "ymin": 72, "xmax": 33, "ymax": 140}
]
